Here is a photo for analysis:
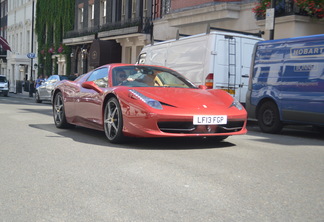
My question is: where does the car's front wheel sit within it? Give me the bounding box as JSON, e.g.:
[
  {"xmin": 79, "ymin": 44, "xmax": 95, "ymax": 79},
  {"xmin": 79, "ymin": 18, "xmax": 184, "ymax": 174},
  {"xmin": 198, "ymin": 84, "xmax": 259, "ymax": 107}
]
[
  {"xmin": 53, "ymin": 92, "xmax": 72, "ymax": 128},
  {"xmin": 257, "ymin": 101, "xmax": 283, "ymax": 133},
  {"xmin": 35, "ymin": 91, "xmax": 42, "ymax": 103},
  {"xmin": 104, "ymin": 97, "xmax": 125, "ymax": 143}
]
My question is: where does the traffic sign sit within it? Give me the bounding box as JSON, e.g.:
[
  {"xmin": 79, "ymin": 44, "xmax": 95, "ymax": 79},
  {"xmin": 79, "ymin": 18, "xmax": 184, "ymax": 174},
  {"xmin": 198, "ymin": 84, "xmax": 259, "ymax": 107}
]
[{"xmin": 27, "ymin": 53, "xmax": 36, "ymax": 59}]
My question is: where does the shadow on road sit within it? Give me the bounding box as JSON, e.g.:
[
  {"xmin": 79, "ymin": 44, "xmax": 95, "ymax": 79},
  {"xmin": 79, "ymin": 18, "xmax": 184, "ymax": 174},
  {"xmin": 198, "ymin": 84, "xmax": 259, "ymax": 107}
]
[
  {"xmin": 28, "ymin": 120, "xmax": 323, "ymax": 149},
  {"xmin": 29, "ymin": 123, "xmax": 236, "ymax": 150},
  {"xmin": 247, "ymin": 121, "xmax": 324, "ymax": 146}
]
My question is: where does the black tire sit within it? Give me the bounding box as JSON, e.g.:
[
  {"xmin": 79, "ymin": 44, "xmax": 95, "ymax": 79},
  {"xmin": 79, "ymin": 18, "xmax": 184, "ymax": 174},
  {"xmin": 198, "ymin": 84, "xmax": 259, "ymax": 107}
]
[
  {"xmin": 53, "ymin": 92, "xmax": 72, "ymax": 128},
  {"xmin": 35, "ymin": 91, "xmax": 42, "ymax": 103},
  {"xmin": 257, "ymin": 101, "xmax": 283, "ymax": 133},
  {"xmin": 104, "ymin": 97, "xmax": 125, "ymax": 143}
]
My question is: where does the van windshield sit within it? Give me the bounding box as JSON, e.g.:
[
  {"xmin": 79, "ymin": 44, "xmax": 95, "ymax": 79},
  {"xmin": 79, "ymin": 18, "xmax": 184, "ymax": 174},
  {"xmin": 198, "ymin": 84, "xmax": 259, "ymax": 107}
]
[{"xmin": 0, "ymin": 76, "xmax": 8, "ymax": 83}]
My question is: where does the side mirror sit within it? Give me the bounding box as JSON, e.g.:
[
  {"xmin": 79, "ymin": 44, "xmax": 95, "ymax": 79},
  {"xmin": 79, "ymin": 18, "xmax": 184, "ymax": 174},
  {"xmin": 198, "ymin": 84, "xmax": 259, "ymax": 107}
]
[
  {"xmin": 198, "ymin": 85, "xmax": 207, "ymax": 90},
  {"xmin": 81, "ymin": 81, "xmax": 103, "ymax": 94}
]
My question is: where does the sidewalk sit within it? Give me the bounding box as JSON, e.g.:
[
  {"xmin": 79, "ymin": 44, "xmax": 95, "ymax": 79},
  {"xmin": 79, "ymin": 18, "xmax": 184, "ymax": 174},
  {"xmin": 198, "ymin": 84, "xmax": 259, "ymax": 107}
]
[{"xmin": 9, "ymin": 90, "xmax": 35, "ymax": 100}]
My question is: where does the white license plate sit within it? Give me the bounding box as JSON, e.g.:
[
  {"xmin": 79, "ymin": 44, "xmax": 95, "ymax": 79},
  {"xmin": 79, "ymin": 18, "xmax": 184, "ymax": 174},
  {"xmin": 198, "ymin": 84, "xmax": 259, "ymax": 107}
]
[{"xmin": 193, "ymin": 115, "xmax": 227, "ymax": 125}]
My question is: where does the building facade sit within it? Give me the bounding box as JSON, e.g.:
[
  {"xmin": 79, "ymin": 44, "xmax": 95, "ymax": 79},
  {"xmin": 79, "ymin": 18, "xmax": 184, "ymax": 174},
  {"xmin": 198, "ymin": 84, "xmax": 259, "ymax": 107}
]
[
  {"xmin": 6, "ymin": 0, "xmax": 37, "ymax": 93},
  {"xmin": 1, "ymin": 0, "xmax": 323, "ymax": 88},
  {"xmin": 63, "ymin": 0, "xmax": 323, "ymax": 76},
  {"xmin": 0, "ymin": 0, "xmax": 8, "ymax": 76},
  {"xmin": 152, "ymin": 0, "xmax": 324, "ymax": 41},
  {"xmin": 63, "ymin": 0, "xmax": 153, "ymax": 75}
]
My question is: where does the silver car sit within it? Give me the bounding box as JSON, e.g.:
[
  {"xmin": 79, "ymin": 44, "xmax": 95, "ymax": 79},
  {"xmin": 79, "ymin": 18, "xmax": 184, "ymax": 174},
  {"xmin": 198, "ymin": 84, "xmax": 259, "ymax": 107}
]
[
  {"xmin": 35, "ymin": 75, "xmax": 75, "ymax": 103},
  {"xmin": 0, "ymin": 75, "xmax": 9, "ymax": 96}
]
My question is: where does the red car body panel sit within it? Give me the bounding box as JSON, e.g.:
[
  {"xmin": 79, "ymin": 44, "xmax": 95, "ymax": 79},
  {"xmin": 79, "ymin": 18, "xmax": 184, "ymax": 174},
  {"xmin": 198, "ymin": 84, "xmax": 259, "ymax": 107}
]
[{"xmin": 53, "ymin": 64, "xmax": 247, "ymax": 138}]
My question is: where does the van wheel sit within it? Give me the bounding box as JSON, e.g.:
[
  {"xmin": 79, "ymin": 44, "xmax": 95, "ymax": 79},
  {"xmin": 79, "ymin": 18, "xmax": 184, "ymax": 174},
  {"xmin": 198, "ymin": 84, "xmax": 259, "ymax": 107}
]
[{"xmin": 257, "ymin": 101, "xmax": 283, "ymax": 134}]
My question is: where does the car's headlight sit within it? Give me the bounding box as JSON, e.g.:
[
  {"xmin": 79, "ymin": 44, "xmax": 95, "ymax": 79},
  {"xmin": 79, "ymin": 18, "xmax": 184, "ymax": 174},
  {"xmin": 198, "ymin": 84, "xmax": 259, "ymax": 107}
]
[
  {"xmin": 129, "ymin": 89, "xmax": 163, "ymax": 110},
  {"xmin": 229, "ymin": 98, "xmax": 243, "ymax": 110}
]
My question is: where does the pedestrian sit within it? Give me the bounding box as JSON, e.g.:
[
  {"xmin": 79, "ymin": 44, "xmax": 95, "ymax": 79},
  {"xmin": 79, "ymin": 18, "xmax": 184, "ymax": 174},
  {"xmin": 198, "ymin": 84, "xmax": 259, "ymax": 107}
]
[{"xmin": 34, "ymin": 75, "xmax": 44, "ymax": 89}]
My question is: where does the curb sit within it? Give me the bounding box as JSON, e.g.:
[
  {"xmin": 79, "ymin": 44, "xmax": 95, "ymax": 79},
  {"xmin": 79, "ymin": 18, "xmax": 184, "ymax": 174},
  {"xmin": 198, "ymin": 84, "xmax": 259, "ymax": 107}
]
[{"xmin": 8, "ymin": 92, "xmax": 35, "ymax": 100}]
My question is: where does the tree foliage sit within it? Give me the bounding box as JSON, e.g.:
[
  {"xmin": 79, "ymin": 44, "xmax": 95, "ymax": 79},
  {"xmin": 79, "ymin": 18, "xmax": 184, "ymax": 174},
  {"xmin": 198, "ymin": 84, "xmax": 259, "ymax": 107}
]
[{"xmin": 35, "ymin": 0, "xmax": 74, "ymax": 76}]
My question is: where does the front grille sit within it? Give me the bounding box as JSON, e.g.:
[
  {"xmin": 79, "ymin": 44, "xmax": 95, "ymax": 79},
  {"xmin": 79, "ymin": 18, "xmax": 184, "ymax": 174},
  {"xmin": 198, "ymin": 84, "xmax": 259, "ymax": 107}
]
[{"xmin": 158, "ymin": 121, "xmax": 245, "ymax": 134}]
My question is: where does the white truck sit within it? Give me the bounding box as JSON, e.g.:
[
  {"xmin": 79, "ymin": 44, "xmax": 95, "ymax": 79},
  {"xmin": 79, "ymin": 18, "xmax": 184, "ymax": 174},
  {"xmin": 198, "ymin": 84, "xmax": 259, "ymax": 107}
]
[{"xmin": 137, "ymin": 29, "xmax": 263, "ymax": 104}]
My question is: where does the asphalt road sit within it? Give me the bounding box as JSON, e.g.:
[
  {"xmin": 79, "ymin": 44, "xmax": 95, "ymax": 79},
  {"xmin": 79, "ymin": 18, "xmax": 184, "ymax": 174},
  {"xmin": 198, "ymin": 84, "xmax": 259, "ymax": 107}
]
[{"xmin": 0, "ymin": 95, "xmax": 323, "ymax": 222}]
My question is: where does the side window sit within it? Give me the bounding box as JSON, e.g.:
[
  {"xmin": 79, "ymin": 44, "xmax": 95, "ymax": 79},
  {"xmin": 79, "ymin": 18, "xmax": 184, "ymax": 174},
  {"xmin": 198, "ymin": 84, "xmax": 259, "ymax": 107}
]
[
  {"xmin": 47, "ymin": 76, "xmax": 58, "ymax": 83},
  {"xmin": 87, "ymin": 68, "xmax": 109, "ymax": 88}
]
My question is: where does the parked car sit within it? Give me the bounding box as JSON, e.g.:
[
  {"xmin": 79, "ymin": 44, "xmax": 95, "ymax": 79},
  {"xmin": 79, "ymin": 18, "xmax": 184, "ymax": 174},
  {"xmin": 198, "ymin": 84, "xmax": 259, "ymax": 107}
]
[
  {"xmin": 35, "ymin": 75, "xmax": 76, "ymax": 103},
  {"xmin": 0, "ymin": 75, "xmax": 9, "ymax": 96},
  {"xmin": 52, "ymin": 64, "xmax": 247, "ymax": 144}
]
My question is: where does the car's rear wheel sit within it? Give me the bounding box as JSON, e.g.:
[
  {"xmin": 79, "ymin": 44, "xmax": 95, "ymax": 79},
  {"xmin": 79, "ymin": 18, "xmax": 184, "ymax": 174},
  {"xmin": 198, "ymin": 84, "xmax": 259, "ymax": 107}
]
[
  {"xmin": 35, "ymin": 91, "xmax": 42, "ymax": 103},
  {"xmin": 53, "ymin": 92, "xmax": 72, "ymax": 128},
  {"xmin": 257, "ymin": 101, "xmax": 283, "ymax": 133},
  {"xmin": 104, "ymin": 97, "xmax": 125, "ymax": 143}
]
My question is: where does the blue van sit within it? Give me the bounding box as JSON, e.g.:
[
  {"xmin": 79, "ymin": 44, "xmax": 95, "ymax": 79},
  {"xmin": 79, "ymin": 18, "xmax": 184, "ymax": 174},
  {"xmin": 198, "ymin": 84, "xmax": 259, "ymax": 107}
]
[{"xmin": 246, "ymin": 34, "xmax": 324, "ymax": 133}]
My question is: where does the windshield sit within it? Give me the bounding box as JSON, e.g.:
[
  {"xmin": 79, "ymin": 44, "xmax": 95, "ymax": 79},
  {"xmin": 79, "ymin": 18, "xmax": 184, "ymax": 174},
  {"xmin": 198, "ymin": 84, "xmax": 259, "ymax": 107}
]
[
  {"xmin": 0, "ymin": 76, "xmax": 8, "ymax": 83},
  {"xmin": 112, "ymin": 66, "xmax": 196, "ymax": 88}
]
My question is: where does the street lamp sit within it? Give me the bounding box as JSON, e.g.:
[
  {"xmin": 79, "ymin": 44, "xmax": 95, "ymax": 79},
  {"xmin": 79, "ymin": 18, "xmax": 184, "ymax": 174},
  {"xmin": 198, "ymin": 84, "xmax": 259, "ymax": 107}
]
[
  {"xmin": 29, "ymin": 0, "xmax": 35, "ymax": 97},
  {"xmin": 269, "ymin": 0, "xmax": 276, "ymax": 40}
]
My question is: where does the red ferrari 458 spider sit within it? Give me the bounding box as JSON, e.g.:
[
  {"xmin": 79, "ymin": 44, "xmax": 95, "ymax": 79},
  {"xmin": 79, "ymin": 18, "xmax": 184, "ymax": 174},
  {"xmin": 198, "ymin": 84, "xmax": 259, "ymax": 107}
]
[{"xmin": 52, "ymin": 64, "xmax": 247, "ymax": 143}]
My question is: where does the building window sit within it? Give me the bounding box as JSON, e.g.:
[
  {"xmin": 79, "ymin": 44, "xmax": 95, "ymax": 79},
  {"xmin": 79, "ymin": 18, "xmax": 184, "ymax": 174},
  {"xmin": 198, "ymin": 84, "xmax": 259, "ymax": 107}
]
[
  {"xmin": 132, "ymin": 0, "xmax": 136, "ymax": 18},
  {"xmin": 89, "ymin": 4, "xmax": 94, "ymax": 27},
  {"xmin": 90, "ymin": 4, "xmax": 94, "ymax": 20},
  {"xmin": 20, "ymin": 32, "xmax": 22, "ymax": 54},
  {"xmin": 153, "ymin": 0, "xmax": 161, "ymax": 19},
  {"xmin": 78, "ymin": 7, "xmax": 84, "ymax": 29},
  {"xmin": 114, "ymin": 0, "xmax": 122, "ymax": 22},
  {"xmin": 122, "ymin": 0, "xmax": 126, "ymax": 20},
  {"xmin": 143, "ymin": 0, "xmax": 148, "ymax": 17},
  {"xmin": 100, "ymin": 0, "xmax": 106, "ymax": 25},
  {"xmin": 27, "ymin": 30, "xmax": 30, "ymax": 54}
]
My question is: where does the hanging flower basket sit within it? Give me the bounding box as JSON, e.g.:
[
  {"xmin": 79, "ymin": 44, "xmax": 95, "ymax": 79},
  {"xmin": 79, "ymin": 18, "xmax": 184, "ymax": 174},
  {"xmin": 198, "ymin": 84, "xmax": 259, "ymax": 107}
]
[
  {"xmin": 294, "ymin": 0, "xmax": 324, "ymax": 18},
  {"xmin": 252, "ymin": 0, "xmax": 271, "ymax": 19},
  {"xmin": 57, "ymin": 45, "xmax": 64, "ymax": 54},
  {"xmin": 252, "ymin": 0, "xmax": 324, "ymax": 19},
  {"xmin": 48, "ymin": 47, "xmax": 55, "ymax": 54}
]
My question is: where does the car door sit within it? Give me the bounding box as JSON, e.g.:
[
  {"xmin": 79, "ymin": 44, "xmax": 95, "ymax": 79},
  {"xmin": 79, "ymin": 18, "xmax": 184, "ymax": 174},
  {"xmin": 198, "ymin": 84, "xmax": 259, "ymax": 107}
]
[
  {"xmin": 75, "ymin": 67, "xmax": 109, "ymax": 129},
  {"xmin": 37, "ymin": 77, "xmax": 49, "ymax": 99},
  {"xmin": 46, "ymin": 75, "xmax": 61, "ymax": 100},
  {"xmin": 44, "ymin": 75, "xmax": 60, "ymax": 100}
]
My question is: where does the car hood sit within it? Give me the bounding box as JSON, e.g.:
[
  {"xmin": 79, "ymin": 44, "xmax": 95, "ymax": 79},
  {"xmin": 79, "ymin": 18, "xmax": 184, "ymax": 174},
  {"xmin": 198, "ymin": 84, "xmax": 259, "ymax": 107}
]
[{"xmin": 134, "ymin": 87, "xmax": 233, "ymax": 109}]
